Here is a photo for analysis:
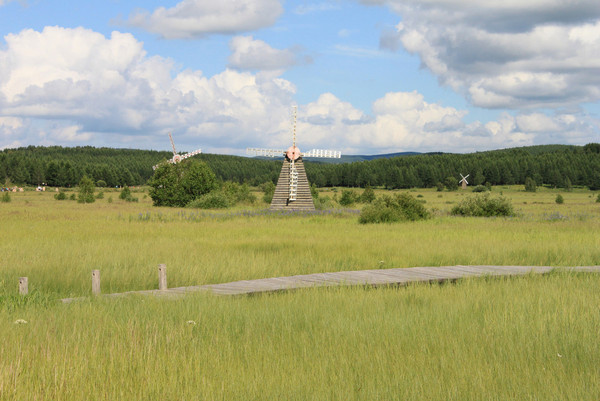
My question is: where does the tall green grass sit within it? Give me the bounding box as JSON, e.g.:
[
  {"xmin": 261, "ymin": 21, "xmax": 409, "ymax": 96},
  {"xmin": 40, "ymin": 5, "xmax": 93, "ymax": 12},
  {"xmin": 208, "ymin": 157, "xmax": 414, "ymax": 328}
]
[
  {"xmin": 0, "ymin": 188, "xmax": 599, "ymax": 298},
  {"xmin": 1, "ymin": 271, "xmax": 598, "ymax": 400}
]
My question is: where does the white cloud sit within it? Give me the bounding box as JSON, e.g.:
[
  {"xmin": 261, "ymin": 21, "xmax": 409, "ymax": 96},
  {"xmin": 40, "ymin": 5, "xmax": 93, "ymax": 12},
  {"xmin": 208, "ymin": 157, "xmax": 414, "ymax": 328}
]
[
  {"xmin": 125, "ymin": 0, "xmax": 283, "ymax": 39},
  {"xmin": 228, "ymin": 36, "xmax": 307, "ymax": 71},
  {"xmin": 0, "ymin": 26, "xmax": 597, "ymax": 154},
  {"xmin": 0, "ymin": 26, "xmax": 297, "ymax": 151},
  {"xmin": 374, "ymin": 0, "xmax": 600, "ymax": 109}
]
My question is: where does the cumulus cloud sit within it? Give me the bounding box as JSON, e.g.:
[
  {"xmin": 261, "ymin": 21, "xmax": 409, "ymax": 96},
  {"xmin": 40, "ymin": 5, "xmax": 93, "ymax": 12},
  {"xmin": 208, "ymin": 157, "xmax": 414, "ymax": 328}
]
[
  {"xmin": 0, "ymin": 26, "xmax": 296, "ymax": 151},
  {"xmin": 0, "ymin": 26, "xmax": 597, "ymax": 154},
  {"xmin": 228, "ymin": 36, "xmax": 309, "ymax": 71},
  {"xmin": 295, "ymin": 91, "xmax": 598, "ymax": 154},
  {"xmin": 371, "ymin": 0, "xmax": 600, "ymax": 110},
  {"xmin": 125, "ymin": 0, "xmax": 283, "ymax": 39}
]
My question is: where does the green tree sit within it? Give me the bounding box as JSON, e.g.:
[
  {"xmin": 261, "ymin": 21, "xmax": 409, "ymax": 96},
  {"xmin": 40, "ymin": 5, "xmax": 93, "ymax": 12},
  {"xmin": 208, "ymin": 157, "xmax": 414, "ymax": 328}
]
[
  {"xmin": 148, "ymin": 160, "xmax": 217, "ymax": 207},
  {"xmin": 77, "ymin": 175, "xmax": 96, "ymax": 203},
  {"xmin": 555, "ymin": 194, "xmax": 564, "ymax": 204}
]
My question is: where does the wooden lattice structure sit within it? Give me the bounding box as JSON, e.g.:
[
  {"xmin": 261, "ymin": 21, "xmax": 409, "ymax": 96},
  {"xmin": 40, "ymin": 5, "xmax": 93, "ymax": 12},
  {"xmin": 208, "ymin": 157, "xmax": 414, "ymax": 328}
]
[{"xmin": 247, "ymin": 107, "xmax": 341, "ymax": 211}]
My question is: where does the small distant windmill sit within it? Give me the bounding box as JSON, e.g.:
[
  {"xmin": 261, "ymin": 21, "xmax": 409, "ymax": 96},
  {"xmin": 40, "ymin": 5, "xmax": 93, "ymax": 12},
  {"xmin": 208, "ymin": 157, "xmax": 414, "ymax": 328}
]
[
  {"xmin": 247, "ymin": 106, "xmax": 341, "ymax": 210},
  {"xmin": 459, "ymin": 173, "xmax": 469, "ymax": 190},
  {"xmin": 152, "ymin": 132, "xmax": 202, "ymax": 170}
]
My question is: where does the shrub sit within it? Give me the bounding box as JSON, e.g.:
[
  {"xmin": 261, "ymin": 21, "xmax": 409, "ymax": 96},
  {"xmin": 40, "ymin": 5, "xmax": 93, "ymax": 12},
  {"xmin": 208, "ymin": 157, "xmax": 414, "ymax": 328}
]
[
  {"xmin": 359, "ymin": 186, "xmax": 376, "ymax": 203},
  {"xmin": 472, "ymin": 185, "xmax": 489, "ymax": 193},
  {"xmin": 555, "ymin": 194, "xmax": 564, "ymax": 204},
  {"xmin": 187, "ymin": 191, "xmax": 231, "ymax": 209},
  {"xmin": 54, "ymin": 191, "xmax": 67, "ymax": 200},
  {"xmin": 96, "ymin": 190, "xmax": 104, "ymax": 199},
  {"xmin": 359, "ymin": 193, "xmax": 431, "ymax": 224},
  {"xmin": 339, "ymin": 189, "xmax": 358, "ymax": 206},
  {"xmin": 148, "ymin": 160, "xmax": 217, "ymax": 207},
  {"xmin": 261, "ymin": 181, "xmax": 276, "ymax": 204},
  {"xmin": 596, "ymin": 193, "xmax": 600, "ymax": 203},
  {"xmin": 69, "ymin": 194, "xmax": 76, "ymax": 201},
  {"xmin": 444, "ymin": 176, "xmax": 458, "ymax": 191},
  {"xmin": 314, "ymin": 195, "xmax": 334, "ymax": 210},
  {"xmin": 1, "ymin": 192, "xmax": 10, "ymax": 203},
  {"xmin": 450, "ymin": 193, "xmax": 514, "ymax": 217},
  {"xmin": 107, "ymin": 196, "xmax": 113, "ymax": 203},
  {"xmin": 436, "ymin": 182, "xmax": 444, "ymax": 192},
  {"xmin": 96, "ymin": 180, "xmax": 107, "ymax": 188},
  {"xmin": 524, "ymin": 177, "xmax": 537, "ymax": 192},
  {"xmin": 77, "ymin": 176, "xmax": 96, "ymax": 203},
  {"xmin": 119, "ymin": 186, "xmax": 131, "ymax": 200},
  {"xmin": 221, "ymin": 181, "xmax": 256, "ymax": 205},
  {"xmin": 310, "ymin": 184, "xmax": 319, "ymax": 200}
]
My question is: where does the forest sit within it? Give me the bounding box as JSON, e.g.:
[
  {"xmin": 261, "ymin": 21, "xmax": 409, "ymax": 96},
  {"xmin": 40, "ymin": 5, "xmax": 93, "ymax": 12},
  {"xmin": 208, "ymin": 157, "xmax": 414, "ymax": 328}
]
[{"xmin": 1, "ymin": 143, "xmax": 599, "ymax": 190}]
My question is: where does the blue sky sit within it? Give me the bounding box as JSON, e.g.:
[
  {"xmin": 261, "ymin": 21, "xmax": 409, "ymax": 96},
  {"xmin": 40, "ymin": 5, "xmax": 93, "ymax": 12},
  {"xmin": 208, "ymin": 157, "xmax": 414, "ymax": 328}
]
[{"xmin": 0, "ymin": 0, "xmax": 599, "ymax": 155}]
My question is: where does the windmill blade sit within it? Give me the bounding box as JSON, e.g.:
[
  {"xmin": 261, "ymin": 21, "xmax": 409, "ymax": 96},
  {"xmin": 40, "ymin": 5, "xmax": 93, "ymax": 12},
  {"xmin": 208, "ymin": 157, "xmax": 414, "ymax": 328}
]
[
  {"xmin": 179, "ymin": 149, "xmax": 202, "ymax": 160},
  {"xmin": 168, "ymin": 132, "xmax": 177, "ymax": 156},
  {"xmin": 302, "ymin": 149, "xmax": 342, "ymax": 158},
  {"xmin": 246, "ymin": 148, "xmax": 285, "ymax": 157}
]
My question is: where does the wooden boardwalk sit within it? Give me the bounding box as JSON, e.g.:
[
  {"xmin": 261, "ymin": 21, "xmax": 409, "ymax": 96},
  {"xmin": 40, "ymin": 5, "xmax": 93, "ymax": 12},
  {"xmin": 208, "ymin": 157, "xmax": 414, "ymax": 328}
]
[{"xmin": 61, "ymin": 265, "xmax": 600, "ymax": 303}]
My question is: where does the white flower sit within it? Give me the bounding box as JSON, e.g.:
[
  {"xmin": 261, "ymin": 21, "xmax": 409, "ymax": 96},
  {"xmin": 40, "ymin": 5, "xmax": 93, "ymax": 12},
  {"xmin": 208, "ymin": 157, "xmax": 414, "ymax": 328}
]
[
  {"xmin": 14, "ymin": 319, "xmax": 28, "ymax": 325},
  {"xmin": 186, "ymin": 320, "xmax": 197, "ymax": 325}
]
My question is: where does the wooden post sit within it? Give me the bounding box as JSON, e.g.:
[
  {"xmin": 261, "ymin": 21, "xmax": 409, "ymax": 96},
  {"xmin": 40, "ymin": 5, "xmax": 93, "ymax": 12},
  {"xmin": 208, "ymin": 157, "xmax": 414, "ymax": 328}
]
[
  {"xmin": 19, "ymin": 277, "xmax": 28, "ymax": 295},
  {"xmin": 158, "ymin": 264, "xmax": 167, "ymax": 290},
  {"xmin": 92, "ymin": 270, "xmax": 101, "ymax": 295}
]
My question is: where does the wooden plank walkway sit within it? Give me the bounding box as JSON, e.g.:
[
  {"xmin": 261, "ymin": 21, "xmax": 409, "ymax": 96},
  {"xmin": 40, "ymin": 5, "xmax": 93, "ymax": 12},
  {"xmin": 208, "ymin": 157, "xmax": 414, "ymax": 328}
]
[{"xmin": 60, "ymin": 265, "xmax": 600, "ymax": 303}]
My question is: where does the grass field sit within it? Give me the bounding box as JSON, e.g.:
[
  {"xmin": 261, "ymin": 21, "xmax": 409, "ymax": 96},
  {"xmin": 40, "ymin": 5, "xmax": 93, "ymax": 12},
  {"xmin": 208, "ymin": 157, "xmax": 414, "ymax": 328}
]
[{"xmin": 1, "ymin": 186, "xmax": 599, "ymax": 400}]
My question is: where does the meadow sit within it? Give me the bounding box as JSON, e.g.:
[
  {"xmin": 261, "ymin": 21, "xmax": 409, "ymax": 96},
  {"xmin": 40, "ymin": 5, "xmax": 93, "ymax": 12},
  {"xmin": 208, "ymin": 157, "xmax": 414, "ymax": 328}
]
[{"xmin": 1, "ymin": 186, "xmax": 599, "ymax": 400}]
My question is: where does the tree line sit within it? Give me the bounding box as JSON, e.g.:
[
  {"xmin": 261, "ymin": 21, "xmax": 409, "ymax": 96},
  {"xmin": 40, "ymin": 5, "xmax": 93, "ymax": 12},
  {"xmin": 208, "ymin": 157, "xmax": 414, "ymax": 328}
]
[{"xmin": 1, "ymin": 143, "xmax": 599, "ymax": 190}]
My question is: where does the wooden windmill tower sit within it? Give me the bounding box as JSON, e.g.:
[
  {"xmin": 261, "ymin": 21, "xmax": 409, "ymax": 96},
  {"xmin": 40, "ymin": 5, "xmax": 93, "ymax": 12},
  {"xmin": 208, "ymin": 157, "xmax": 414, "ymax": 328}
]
[
  {"xmin": 247, "ymin": 107, "xmax": 341, "ymax": 211},
  {"xmin": 459, "ymin": 173, "xmax": 469, "ymax": 190},
  {"xmin": 152, "ymin": 132, "xmax": 202, "ymax": 170}
]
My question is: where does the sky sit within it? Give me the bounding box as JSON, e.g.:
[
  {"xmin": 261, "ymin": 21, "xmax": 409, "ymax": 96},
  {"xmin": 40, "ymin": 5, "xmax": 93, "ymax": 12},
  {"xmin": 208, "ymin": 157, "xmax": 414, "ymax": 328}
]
[{"xmin": 0, "ymin": 0, "xmax": 599, "ymax": 156}]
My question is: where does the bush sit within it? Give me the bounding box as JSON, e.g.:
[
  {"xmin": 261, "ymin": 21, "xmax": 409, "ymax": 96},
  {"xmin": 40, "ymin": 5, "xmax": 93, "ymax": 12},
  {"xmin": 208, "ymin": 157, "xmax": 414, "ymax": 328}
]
[
  {"xmin": 96, "ymin": 190, "xmax": 104, "ymax": 199},
  {"xmin": 359, "ymin": 186, "xmax": 376, "ymax": 203},
  {"xmin": 119, "ymin": 186, "xmax": 131, "ymax": 200},
  {"xmin": 54, "ymin": 191, "xmax": 67, "ymax": 200},
  {"xmin": 472, "ymin": 185, "xmax": 489, "ymax": 192},
  {"xmin": 148, "ymin": 160, "xmax": 217, "ymax": 207},
  {"xmin": 77, "ymin": 176, "xmax": 96, "ymax": 203},
  {"xmin": 444, "ymin": 176, "xmax": 458, "ymax": 191},
  {"xmin": 436, "ymin": 182, "xmax": 444, "ymax": 192},
  {"xmin": 261, "ymin": 181, "xmax": 276, "ymax": 204},
  {"xmin": 69, "ymin": 194, "xmax": 76, "ymax": 201},
  {"xmin": 596, "ymin": 193, "xmax": 600, "ymax": 203},
  {"xmin": 221, "ymin": 181, "xmax": 256, "ymax": 205},
  {"xmin": 359, "ymin": 193, "xmax": 431, "ymax": 224},
  {"xmin": 1, "ymin": 192, "xmax": 10, "ymax": 203},
  {"xmin": 450, "ymin": 193, "xmax": 514, "ymax": 217},
  {"xmin": 314, "ymin": 195, "xmax": 334, "ymax": 210},
  {"xmin": 524, "ymin": 177, "xmax": 537, "ymax": 192},
  {"xmin": 339, "ymin": 189, "xmax": 358, "ymax": 206},
  {"xmin": 119, "ymin": 186, "xmax": 138, "ymax": 202},
  {"xmin": 555, "ymin": 194, "xmax": 564, "ymax": 204},
  {"xmin": 96, "ymin": 180, "xmax": 107, "ymax": 188},
  {"xmin": 187, "ymin": 192, "xmax": 231, "ymax": 209}
]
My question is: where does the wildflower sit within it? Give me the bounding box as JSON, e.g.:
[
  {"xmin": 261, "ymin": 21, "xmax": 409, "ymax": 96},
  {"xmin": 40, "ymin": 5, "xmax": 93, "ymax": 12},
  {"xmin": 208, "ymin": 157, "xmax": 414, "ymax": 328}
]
[
  {"xmin": 187, "ymin": 320, "xmax": 197, "ymax": 325},
  {"xmin": 14, "ymin": 319, "xmax": 28, "ymax": 325}
]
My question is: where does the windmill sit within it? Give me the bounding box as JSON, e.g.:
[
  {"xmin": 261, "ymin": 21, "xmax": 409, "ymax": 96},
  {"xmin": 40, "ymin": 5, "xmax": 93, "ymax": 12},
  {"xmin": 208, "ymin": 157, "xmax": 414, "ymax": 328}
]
[
  {"xmin": 152, "ymin": 132, "xmax": 202, "ymax": 170},
  {"xmin": 247, "ymin": 106, "xmax": 341, "ymax": 210},
  {"xmin": 459, "ymin": 173, "xmax": 469, "ymax": 190}
]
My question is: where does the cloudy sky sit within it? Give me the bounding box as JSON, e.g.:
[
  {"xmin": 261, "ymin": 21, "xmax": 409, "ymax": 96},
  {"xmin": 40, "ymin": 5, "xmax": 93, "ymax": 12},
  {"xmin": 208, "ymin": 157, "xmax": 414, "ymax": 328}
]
[{"xmin": 0, "ymin": 0, "xmax": 599, "ymax": 155}]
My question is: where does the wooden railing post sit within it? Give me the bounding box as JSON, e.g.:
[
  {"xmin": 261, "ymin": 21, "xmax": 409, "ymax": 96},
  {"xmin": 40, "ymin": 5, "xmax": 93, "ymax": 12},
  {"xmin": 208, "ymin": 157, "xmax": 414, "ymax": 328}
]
[
  {"xmin": 158, "ymin": 264, "xmax": 167, "ymax": 290},
  {"xmin": 19, "ymin": 277, "xmax": 28, "ymax": 295},
  {"xmin": 92, "ymin": 270, "xmax": 101, "ymax": 295}
]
